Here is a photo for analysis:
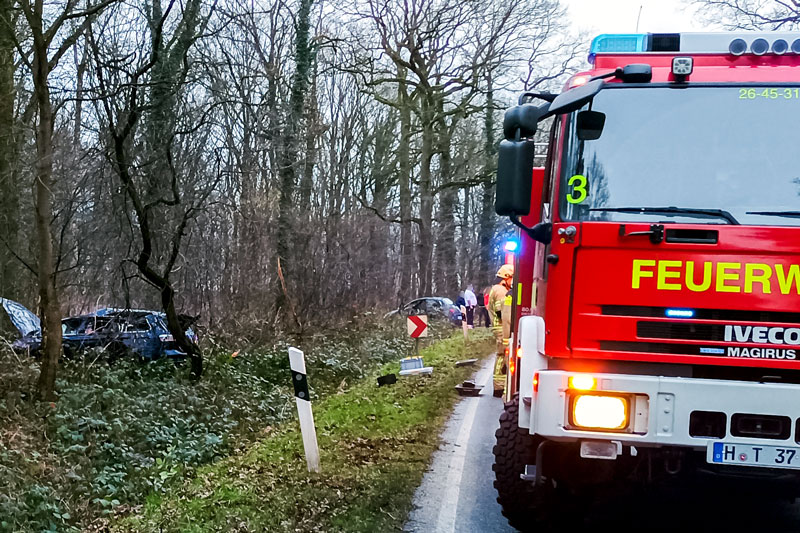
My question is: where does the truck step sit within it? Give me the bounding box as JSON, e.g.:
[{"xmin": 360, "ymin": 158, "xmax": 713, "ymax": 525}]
[{"xmin": 520, "ymin": 464, "xmax": 537, "ymax": 481}]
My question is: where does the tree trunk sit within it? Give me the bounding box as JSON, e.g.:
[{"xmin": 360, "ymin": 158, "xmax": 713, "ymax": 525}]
[
  {"xmin": 435, "ymin": 186, "xmax": 457, "ymax": 295},
  {"xmin": 461, "ymin": 185, "xmax": 471, "ymax": 284},
  {"xmin": 397, "ymin": 69, "xmax": 414, "ymax": 302},
  {"xmin": 478, "ymin": 77, "xmax": 496, "ymax": 284},
  {"xmin": 417, "ymin": 97, "xmax": 435, "ymax": 296},
  {"xmin": 434, "ymin": 100, "xmax": 457, "ymax": 296},
  {"xmin": 30, "ymin": 16, "xmax": 62, "ymax": 402},
  {"xmin": 73, "ymin": 35, "xmax": 87, "ymax": 146},
  {"xmin": 0, "ymin": 0, "xmax": 19, "ymax": 301},
  {"xmin": 275, "ymin": 0, "xmax": 313, "ymax": 322},
  {"xmin": 298, "ymin": 74, "xmax": 318, "ymax": 212},
  {"xmin": 368, "ymin": 115, "xmax": 392, "ymax": 306}
]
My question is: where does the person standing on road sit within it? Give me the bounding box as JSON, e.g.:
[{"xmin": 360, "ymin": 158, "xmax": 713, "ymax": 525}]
[
  {"xmin": 455, "ymin": 291, "xmax": 467, "ymax": 326},
  {"xmin": 489, "ymin": 264, "xmax": 514, "ymax": 397},
  {"xmin": 464, "ymin": 284, "xmax": 477, "ymax": 328},
  {"xmin": 475, "ymin": 286, "xmax": 490, "ymax": 328}
]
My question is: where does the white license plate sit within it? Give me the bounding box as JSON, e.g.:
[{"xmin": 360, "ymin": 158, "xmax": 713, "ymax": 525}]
[{"xmin": 707, "ymin": 442, "xmax": 800, "ymax": 470}]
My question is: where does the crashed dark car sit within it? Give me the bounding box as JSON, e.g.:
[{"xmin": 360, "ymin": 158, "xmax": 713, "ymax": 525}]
[
  {"xmin": 2, "ymin": 299, "xmax": 198, "ymax": 360},
  {"xmin": 383, "ymin": 297, "xmax": 463, "ymax": 327}
]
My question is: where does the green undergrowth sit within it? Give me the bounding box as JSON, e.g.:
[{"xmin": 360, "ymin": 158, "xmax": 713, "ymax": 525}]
[
  {"xmin": 114, "ymin": 330, "xmax": 494, "ymax": 533},
  {"xmin": 0, "ymin": 318, "xmax": 456, "ymax": 532}
]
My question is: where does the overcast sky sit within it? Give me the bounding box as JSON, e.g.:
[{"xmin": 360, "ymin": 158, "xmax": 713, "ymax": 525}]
[{"xmin": 562, "ymin": 0, "xmax": 710, "ymax": 35}]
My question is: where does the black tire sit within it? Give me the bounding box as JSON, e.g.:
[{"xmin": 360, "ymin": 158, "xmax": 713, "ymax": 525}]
[
  {"xmin": 493, "ymin": 394, "xmax": 568, "ymax": 531},
  {"xmin": 493, "ymin": 394, "xmax": 537, "ymax": 530}
]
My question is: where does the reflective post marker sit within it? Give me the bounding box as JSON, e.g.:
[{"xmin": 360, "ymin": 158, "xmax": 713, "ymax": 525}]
[
  {"xmin": 461, "ymin": 305, "xmax": 469, "ymax": 340},
  {"xmin": 289, "ymin": 347, "xmax": 320, "ymax": 472}
]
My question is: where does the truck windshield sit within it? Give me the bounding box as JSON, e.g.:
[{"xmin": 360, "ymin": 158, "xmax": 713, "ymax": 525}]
[{"xmin": 559, "ymin": 86, "xmax": 800, "ymax": 227}]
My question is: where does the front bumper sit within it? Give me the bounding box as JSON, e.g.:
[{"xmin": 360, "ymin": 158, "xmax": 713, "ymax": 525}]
[{"xmin": 531, "ymin": 371, "xmax": 800, "ymax": 450}]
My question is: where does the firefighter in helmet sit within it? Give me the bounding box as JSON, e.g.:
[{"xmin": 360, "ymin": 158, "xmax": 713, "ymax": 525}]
[{"xmin": 490, "ymin": 264, "xmax": 514, "ymax": 397}]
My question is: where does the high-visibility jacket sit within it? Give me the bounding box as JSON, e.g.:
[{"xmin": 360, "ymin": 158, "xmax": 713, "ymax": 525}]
[
  {"xmin": 501, "ymin": 290, "xmax": 512, "ymax": 340},
  {"xmin": 491, "ymin": 283, "xmax": 513, "ymax": 393},
  {"xmin": 488, "ymin": 283, "xmax": 507, "ymax": 330}
]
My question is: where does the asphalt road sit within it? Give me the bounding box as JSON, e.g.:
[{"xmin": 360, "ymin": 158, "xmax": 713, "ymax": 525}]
[
  {"xmin": 404, "ymin": 356, "xmax": 800, "ymax": 533},
  {"xmin": 405, "ymin": 357, "xmax": 514, "ymax": 533}
]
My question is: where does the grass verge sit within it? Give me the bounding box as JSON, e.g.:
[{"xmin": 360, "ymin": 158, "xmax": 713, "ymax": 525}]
[{"xmin": 115, "ymin": 330, "xmax": 494, "ymax": 532}]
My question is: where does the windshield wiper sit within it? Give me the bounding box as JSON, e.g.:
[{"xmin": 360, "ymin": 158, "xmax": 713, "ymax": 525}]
[
  {"xmin": 746, "ymin": 211, "xmax": 800, "ymax": 219},
  {"xmin": 588, "ymin": 206, "xmax": 740, "ymax": 225}
]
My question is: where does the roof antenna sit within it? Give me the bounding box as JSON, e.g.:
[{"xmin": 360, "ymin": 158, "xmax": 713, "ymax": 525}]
[{"xmin": 635, "ymin": 4, "xmax": 643, "ymax": 32}]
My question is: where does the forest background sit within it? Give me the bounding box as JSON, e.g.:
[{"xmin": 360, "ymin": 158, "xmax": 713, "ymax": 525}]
[{"xmin": 0, "ymin": 0, "xmax": 586, "ymax": 399}]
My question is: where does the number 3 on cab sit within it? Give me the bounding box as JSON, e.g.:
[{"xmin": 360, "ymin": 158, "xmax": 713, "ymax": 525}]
[{"xmin": 566, "ymin": 174, "xmax": 587, "ymax": 204}]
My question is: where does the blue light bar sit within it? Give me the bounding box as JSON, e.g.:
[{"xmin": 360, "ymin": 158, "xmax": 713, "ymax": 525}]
[
  {"xmin": 590, "ymin": 34, "xmax": 648, "ymax": 54},
  {"xmin": 588, "ymin": 33, "xmax": 648, "ymax": 65},
  {"xmin": 588, "ymin": 32, "xmax": 800, "ymax": 64},
  {"xmin": 665, "ymin": 308, "xmax": 695, "ymax": 318},
  {"xmin": 504, "ymin": 240, "xmax": 519, "ymax": 252}
]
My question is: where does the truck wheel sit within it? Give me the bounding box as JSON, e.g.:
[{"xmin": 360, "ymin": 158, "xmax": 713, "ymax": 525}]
[{"xmin": 493, "ymin": 394, "xmax": 566, "ymax": 531}]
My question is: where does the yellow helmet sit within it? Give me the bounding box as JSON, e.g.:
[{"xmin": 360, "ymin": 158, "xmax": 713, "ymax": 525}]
[{"xmin": 496, "ymin": 264, "xmax": 514, "ymax": 279}]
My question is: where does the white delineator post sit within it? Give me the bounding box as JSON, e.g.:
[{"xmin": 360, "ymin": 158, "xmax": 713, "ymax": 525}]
[{"xmin": 288, "ymin": 347, "xmax": 321, "ymax": 473}]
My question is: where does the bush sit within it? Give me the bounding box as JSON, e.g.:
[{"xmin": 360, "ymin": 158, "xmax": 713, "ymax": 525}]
[{"xmin": 0, "ymin": 318, "xmax": 429, "ymax": 531}]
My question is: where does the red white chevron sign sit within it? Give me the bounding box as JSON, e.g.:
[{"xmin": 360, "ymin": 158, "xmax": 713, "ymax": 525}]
[{"xmin": 407, "ymin": 315, "xmax": 429, "ymax": 338}]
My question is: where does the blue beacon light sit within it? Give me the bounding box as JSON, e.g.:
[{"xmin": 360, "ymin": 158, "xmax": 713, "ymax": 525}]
[
  {"xmin": 588, "ymin": 33, "xmax": 648, "ymax": 64},
  {"xmin": 665, "ymin": 308, "xmax": 695, "ymax": 318},
  {"xmin": 504, "ymin": 240, "xmax": 519, "ymax": 252}
]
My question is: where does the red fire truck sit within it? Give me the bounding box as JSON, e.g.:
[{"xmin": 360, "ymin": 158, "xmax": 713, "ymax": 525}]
[{"xmin": 493, "ymin": 32, "xmax": 800, "ymax": 528}]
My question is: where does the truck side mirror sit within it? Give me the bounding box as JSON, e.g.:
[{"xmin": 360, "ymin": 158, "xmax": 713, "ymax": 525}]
[
  {"xmin": 497, "ymin": 151, "xmax": 550, "ymax": 244},
  {"xmin": 496, "ymin": 102, "xmax": 549, "ymax": 217},
  {"xmin": 495, "ymin": 139, "xmax": 535, "ymax": 217},
  {"xmin": 577, "ymin": 110, "xmax": 606, "ymax": 140}
]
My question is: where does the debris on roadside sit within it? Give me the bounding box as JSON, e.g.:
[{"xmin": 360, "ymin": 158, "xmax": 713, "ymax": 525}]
[
  {"xmin": 400, "ymin": 367, "xmax": 433, "ymax": 376},
  {"xmin": 400, "ymin": 356, "xmax": 423, "ymax": 371},
  {"xmin": 455, "ymin": 358, "xmax": 478, "ymax": 367},
  {"xmin": 377, "ymin": 374, "xmax": 397, "ymax": 387},
  {"xmin": 398, "ymin": 356, "xmax": 433, "ymax": 376},
  {"xmin": 455, "ymin": 379, "xmax": 483, "ymax": 396}
]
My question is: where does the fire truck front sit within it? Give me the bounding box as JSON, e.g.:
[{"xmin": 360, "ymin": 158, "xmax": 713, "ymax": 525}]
[{"xmin": 493, "ymin": 32, "xmax": 800, "ymax": 530}]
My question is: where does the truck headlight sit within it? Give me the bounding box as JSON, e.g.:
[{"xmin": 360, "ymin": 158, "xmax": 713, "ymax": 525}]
[{"xmin": 571, "ymin": 394, "xmax": 629, "ymax": 430}]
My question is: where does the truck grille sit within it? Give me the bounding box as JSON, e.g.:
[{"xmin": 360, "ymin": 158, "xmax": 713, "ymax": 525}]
[
  {"xmin": 600, "ymin": 340, "xmax": 703, "ymax": 355},
  {"xmin": 636, "ymin": 322, "xmax": 724, "ymax": 341},
  {"xmin": 591, "ymin": 305, "xmax": 800, "ymax": 366},
  {"xmin": 602, "ymin": 305, "xmax": 800, "ymax": 324}
]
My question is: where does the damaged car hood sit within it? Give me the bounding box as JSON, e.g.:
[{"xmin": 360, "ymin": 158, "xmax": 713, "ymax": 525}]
[{"xmin": 1, "ymin": 298, "xmax": 41, "ymax": 337}]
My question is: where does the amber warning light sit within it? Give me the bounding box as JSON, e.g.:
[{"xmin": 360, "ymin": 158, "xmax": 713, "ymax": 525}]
[{"xmin": 568, "ymin": 375, "xmax": 596, "ymax": 391}]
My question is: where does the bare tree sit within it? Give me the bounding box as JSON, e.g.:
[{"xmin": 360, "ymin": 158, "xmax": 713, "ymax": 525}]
[
  {"xmin": 0, "ymin": 1, "xmax": 20, "ymax": 301},
  {"xmin": 694, "ymin": 0, "xmax": 800, "ymax": 29},
  {"xmin": 17, "ymin": 0, "xmax": 117, "ymax": 400},
  {"xmin": 272, "ymin": 0, "xmax": 315, "ymax": 329},
  {"xmin": 87, "ymin": 0, "xmax": 217, "ymax": 377},
  {"xmin": 344, "ymin": 0, "xmax": 580, "ymax": 296}
]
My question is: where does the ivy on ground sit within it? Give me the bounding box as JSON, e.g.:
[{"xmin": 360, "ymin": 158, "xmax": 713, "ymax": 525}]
[{"xmin": 0, "ymin": 317, "xmax": 443, "ymax": 532}]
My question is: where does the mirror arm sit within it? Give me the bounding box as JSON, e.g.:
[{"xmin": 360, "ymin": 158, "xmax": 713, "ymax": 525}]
[
  {"xmin": 590, "ymin": 68, "xmax": 623, "ymax": 82},
  {"xmin": 518, "ymin": 91, "xmax": 557, "ymax": 105},
  {"xmin": 510, "ymin": 215, "xmax": 552, "ymax": 245}
]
